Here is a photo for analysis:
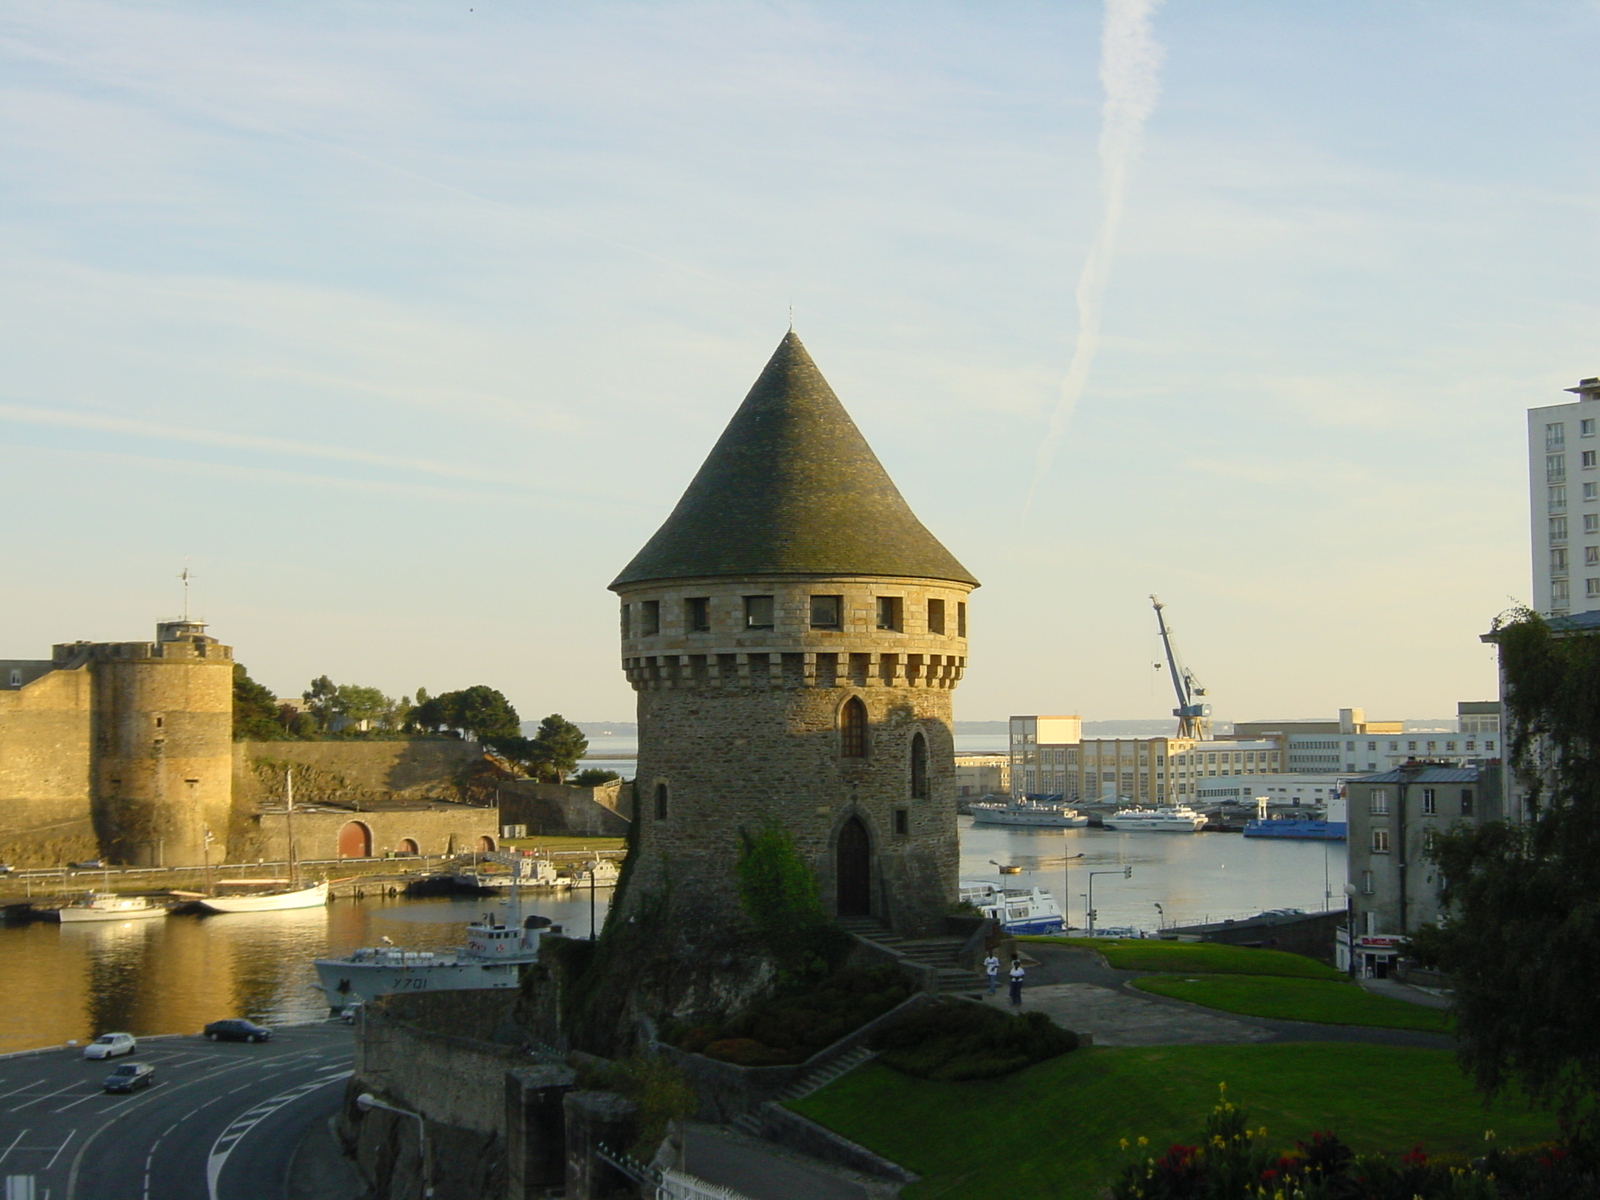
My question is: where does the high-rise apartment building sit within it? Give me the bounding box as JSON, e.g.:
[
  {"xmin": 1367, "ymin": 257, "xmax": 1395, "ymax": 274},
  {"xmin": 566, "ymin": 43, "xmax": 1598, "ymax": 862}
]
[{"xmin": 1529, "ymin": 377, "xmax": 1600, "ymax": 617}]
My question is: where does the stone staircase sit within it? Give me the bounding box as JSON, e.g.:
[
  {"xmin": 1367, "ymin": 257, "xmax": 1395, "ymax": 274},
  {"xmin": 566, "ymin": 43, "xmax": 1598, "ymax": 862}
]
[
  {"xmin": 729, "ymin": 1045, "xmax": 877, "ymax": 1136},
  {"xmin": 837, "ymin": 917, "xmax": 987, "ymax": 997}
]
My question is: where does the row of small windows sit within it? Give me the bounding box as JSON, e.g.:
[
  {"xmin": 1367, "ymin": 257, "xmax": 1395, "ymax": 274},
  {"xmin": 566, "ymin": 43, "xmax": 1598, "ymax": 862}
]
[
  {"xmin": 1367, "ymin": 787, "xmax": 1474, "ymax": 816},
  {"xmin": 1546, "ymin": 418, "xmax": 1597, "ymax": 450},
  {"xmin": 1545, "ymin": 484, "xmax": 1600, "ymax": 510},
  {"xmin": 1545, "ymin": 449, "xmax": 1600, "ymax": 481},
  {"xmin": 625, "ymin": 596, "xmax": 966, "ymax": 637},
  {"xmin": 1549, "ymin": 544, "xmax": 1600, "ymax": 571},
  {"xmin": 1547, "ymin": 579, "xmax": 1600, "ymax": 602}
]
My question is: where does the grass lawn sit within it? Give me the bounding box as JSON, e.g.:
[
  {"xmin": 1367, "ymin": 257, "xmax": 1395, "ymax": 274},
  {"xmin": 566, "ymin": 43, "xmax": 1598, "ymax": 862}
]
[
  {"xmin": 790, "ymin": 1044, "xmax": 1550, "ymax": 1200},
  {"xmin": 1019, "ymin": 936, "xmax": 1345, "ymax": 980},
  {"xmin": 1132, "ymin": 974, "xmax": 1453, "ymax": 1034}
]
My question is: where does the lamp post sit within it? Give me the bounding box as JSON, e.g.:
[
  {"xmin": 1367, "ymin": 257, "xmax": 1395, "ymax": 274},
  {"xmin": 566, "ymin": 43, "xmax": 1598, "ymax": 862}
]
[
  {"xmin": 1153, "ymin": 902, "xmax": 1164, "ymax": 931},
  {"xmin": 356, "ymin": 1093, "xmax": 433, "ymax": 1198},
  {"xmin": 1086, "ymin": 866, "xmax": 1133, "ymax": 936},
  {"xmin": 1342, "ymin": 883, "xmax": 1358, "ymax": 979},
  {"xmin": 1063, "ymin": 853, "xmax": 1084, "ymax": 933}
]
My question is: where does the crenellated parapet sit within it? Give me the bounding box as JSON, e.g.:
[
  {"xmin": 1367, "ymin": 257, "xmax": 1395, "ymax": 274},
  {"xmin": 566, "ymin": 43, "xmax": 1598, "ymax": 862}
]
[{"xmin": 622, "ymin": 649, "xmax": 966, "ymax": 691}]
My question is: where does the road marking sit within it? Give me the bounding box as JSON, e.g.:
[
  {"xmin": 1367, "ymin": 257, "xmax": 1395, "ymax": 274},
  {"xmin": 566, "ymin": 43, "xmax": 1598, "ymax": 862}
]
[
  {"xmin": 205, "ymin": 1072, "xmax": 350, "ymax": 1200},
  {"xmin": 0, "ymin": 1130, "xmax": 26, "ymax": 1167},
  {"xmin": 40, "ymin": 1133, "xmax": 72, "ymax": 1173}
]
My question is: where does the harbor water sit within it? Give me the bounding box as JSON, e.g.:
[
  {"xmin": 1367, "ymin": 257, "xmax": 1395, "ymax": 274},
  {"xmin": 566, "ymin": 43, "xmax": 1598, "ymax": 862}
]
[{"xmin": 0, "ymin": 817, "xmax": 1342, "ymax": 1054}]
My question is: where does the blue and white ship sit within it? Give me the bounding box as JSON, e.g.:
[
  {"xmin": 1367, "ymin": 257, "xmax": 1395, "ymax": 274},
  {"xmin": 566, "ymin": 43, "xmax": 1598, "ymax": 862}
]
[
  {"xmin": 958, "ymin": 881, "xmax": 1065, "ymax": 935},
  {"xmin": 1242, "ymin": 815, "xmax": 1347, "ymax": 841}
]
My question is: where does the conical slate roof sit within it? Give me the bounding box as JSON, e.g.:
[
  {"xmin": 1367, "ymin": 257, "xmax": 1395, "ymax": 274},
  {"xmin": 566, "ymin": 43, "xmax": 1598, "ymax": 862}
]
[{"xmin": 611, "ymin": 332, "xmax": 977, "ymax": 589}]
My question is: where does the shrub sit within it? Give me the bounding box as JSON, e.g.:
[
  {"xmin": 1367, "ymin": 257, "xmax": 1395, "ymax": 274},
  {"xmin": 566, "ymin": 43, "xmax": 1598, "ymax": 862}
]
[
  {"xmin": 702, "ymin": 1038, "xmax": 799, "ymax": 1067},
  {"xmin": 870, "ymin": 999, "xmax": 1079, "ymax": 1082}
]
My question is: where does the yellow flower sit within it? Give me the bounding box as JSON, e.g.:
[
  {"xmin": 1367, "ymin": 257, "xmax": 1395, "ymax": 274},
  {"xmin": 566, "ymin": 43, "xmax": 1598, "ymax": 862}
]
[
  {"xmin": 1137, "ymin": 1136, "xmax": 1148, "ymax": 1147},
  {"xmin": 1484, "ymin": 1129, "xmax": 1496, "ymax": 1142},
  {"xmin": 1120, "ymin": 1138, "xmax": 1129, "ymax": 1151}
]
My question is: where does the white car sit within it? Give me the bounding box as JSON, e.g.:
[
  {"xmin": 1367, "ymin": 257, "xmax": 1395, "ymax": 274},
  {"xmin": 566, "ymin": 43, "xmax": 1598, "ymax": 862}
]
[{"xmin": 82, "ymin": 1032, "xmax": 136, "ymax": 1060}]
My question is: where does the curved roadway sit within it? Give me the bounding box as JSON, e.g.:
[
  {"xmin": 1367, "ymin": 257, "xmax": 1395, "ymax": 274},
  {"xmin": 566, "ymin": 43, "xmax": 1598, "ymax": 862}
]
[{"xmin": 0, "ymin": 1023, "xmax": 353, "ymax": 1200}]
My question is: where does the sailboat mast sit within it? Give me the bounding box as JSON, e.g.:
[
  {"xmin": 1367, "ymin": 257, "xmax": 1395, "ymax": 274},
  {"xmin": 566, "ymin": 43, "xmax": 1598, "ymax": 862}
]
[{"xmin": 286, "ymin": 767, "xmax": 297, "ymax": 888}]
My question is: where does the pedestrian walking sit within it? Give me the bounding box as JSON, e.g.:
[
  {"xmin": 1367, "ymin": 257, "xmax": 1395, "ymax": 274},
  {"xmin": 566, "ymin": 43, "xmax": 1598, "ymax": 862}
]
[
  {"xmin": 984, "ymin": 951, "xmax": 1001, "ymax": 995},
  {"xmin": 1008, "ymin": 956, "xmax": 1025, "ymax": 1006}
]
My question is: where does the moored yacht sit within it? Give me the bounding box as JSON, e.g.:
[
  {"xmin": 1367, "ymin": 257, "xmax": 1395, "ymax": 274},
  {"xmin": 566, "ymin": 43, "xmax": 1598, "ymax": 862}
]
[{"xmin": 56, "ymin": 893, "xmax": 169, "ymax": 922}]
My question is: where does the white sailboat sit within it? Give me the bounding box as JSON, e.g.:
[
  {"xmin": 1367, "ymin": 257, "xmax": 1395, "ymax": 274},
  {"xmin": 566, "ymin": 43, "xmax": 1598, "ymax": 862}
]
[
  {"xmin": 199, "ymin": 768, "xmax": 330, "ymax": 913},
  {"xmin": 57, "ymin": 892, "xmax": 169, "ymax": 922}
]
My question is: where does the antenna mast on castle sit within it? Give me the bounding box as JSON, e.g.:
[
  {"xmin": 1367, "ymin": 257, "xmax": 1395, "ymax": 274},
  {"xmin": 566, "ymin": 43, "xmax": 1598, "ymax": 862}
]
[{"xmin": 178, "ymin": 560, "xmax": 194, "ymax": 621}]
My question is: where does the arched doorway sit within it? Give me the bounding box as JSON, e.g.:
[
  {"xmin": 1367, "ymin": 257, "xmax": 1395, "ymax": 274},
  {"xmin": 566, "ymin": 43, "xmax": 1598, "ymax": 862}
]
[
  {"xmin": 836, "ymin": 816, "xmax": 871, "ymax": 917},
  {"xmin": 397, "ymin": 838, "xmax": 419, "ymax": 856},
  {"xmin": 476, "ymin": 835, "xmax": 496, "ymax": 853},
  {"xmin": 338, "ymin": 821, "xmax": 372, "ymax": 859}
]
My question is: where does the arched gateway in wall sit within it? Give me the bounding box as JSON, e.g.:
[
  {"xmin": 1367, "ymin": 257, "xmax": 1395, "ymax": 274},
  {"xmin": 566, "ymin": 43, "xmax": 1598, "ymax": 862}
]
[
  {"xmin": 337, "ymin": 821, "xmax": 372, "ymax": 859},
  {"xmin": 836, "ymin": 816, "xmax": 872, "ymax": 917}
]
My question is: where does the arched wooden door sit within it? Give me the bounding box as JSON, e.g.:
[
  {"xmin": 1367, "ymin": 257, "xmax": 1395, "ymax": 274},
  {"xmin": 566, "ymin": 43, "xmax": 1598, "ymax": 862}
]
[
  {"xmin": 477, "ymin": 835, "xmax": 496, "ymax": 853},
  {"xmin": 397, "ymin": 838, "xmax": 419, "ymax": 855},
  {"xmin": 836, "ymin": 817, "xmax": 871, "ymax": 917},
  {"xmin": 338, "ymin": 821, "xmax": 372, "ymax": 859}
]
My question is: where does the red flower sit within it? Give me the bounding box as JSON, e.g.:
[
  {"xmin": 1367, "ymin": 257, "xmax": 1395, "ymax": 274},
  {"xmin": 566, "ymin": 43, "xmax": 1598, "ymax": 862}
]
[
  {"xmin": 1401, "ymin": 1143, "xmax": 1427, "ymax": 1167},
  {"xmin": 1260, "ymin": 1169, "xmax": 1278, "ymax": 1183}
]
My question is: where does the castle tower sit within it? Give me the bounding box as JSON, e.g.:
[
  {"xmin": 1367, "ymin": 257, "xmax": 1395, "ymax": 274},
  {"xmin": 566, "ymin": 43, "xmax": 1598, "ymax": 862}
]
[
  {"xmin": 611, "ymin": 332, "xmax": 978, "ymax": 937},
  {"xmin": 75, "ymin": 620, "xmax": 235, "ymax": 866}
]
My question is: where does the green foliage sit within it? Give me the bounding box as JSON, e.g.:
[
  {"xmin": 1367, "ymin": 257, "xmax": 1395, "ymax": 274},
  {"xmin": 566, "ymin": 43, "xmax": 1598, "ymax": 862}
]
[
  {"xmin": 673, "ymin": 965, "xmax": 914, "ymax": 1066},
  {"xmin": 302, "ymin": 675, "xmax": 338, "ymax": 731},
  {"xmin": 734, "ymin": 824, "xmax": 852, "ymax": 984},
  {"xmin": 577, "ymin": 1051, "xmax": 698, "ymax": 1160},
  {"xmin": 573, "ymin": 768, "xmax": 621, "ymax": 787},
  {"xmin": 1021, "ymin": 937, "xmax": 1344, "ymax": 981},
  {"xmin": 1131, "ymin": 974, "xmax": 1453, "ymax": 1033},
  {"xmin": 869, "ymin": 998, "xmax": 1078, "ymax": 1081},
  {"xmin": 530, "ymin": 713, "xmax": 588, "ymax": 780},
  {"xmin": 232, "ymin": 664, "xmax": 289, "ymax": 741},
  {"xmin": 1108, "ymin": 1085, "xmax": 1599, "ymax": 1200},
  {"xmin": 1411, "ymin": 609, "xmax": 1600, "ymax": 1111},
  {"xmin": 411, "ymin": 686, "xmax": 521, "ymax": 742}
]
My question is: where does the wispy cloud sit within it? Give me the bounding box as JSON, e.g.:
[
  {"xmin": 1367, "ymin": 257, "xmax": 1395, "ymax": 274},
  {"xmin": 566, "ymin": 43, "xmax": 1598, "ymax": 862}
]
[{"xmin": 1024, "ymin": 0, "xmax": 1165, "ymax": 524}]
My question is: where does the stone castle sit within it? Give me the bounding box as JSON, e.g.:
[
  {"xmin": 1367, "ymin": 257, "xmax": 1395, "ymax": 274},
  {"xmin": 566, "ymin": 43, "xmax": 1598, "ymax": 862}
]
[{"xmin": 610, "ymin": 331, "xmax": 978, "ymax": 938}]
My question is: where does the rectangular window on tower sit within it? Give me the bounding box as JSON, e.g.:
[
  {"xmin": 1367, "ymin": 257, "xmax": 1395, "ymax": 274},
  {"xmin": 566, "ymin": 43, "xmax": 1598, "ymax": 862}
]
[
  {"xmin": 809, "ymin": 595, "xmax": 842, "ymax": 629},
  {"xmin": 744, "ymin": 596, "xmax": 775, "ymax": 629},
  {"xmin": 927, "ymin": 598, "xmax": 946, "ymax": 634},
  {"xmin": 686, "ymin": 597, "xmax": 711, "ymax": 633},
  {"xmin": 620, "ymin": 603, "xmax": 631, "ymax": 638},
  {"xmin": 639, "ymin": 600, "xmax": 660, "ymax": 637},
  {"xmin": 957, "ymin": 601, "xmax": 967, "ymax": 637},
  {"xmin": 875, "ymin": 596, "xmax": 902, "ymax": 631}
]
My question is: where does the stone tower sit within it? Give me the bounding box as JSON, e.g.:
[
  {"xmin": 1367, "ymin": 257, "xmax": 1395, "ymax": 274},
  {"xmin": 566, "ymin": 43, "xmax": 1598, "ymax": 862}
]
[
  {"xmin": 611, "ymin": 332, "xmax": 978, "ymax": 938},
  {"xmin": 71, "ymin": 619, "xmax": 235, "ymax": 866}
]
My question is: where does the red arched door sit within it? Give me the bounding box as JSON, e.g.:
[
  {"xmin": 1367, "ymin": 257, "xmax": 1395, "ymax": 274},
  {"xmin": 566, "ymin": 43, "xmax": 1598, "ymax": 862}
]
[
  {"xmin": 836, "ymin": 817, "xmax": 871, "ymax": 917},
  {"xmin": 397, "ymin": 838, "xmax": 419, "ymax": 855},
  {"xmin": 337, "ymin": 821, "xmax": 371, "ymax": 858}
]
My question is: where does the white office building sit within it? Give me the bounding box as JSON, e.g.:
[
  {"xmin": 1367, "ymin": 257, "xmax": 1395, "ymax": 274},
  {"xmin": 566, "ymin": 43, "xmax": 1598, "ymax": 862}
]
[{"xmin": 1529, "ymin": 377, "xmax": 1600, "ymax": 617}]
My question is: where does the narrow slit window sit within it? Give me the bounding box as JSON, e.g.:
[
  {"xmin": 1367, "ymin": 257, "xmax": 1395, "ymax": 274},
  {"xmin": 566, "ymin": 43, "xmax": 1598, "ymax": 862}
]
[
  {"xmin": 910, "ymin": 733, "xmax": 928, "ymax": 799},
  {"xmin": 957, "ymin": 602, "xmax": 967, "ymax": 637},
  {"xmin": 655, "ymin": 783, "xmax": 669, "ymax": 820},
  {"xmin": 841, "ymin": 697, "xmax": 868, "ymax": 758}
]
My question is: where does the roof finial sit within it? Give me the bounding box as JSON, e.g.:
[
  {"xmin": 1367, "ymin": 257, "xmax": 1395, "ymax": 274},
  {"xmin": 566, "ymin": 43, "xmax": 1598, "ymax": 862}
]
[{"xmin": 788, "ymin": 297, "xmax": 794, "ymax": 331}]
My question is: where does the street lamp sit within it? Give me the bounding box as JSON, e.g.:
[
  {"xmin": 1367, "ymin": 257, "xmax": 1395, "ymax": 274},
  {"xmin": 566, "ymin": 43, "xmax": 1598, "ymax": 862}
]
[
  {"xmin": 1062, "ymin": 853, "xmax": 1084, "ymax": 933},
  {"xmin": 1153, "ymin": 902, "xmax": 1164, "ymax": 930},
  {"xmin": 356, "ymin": 1092, "xmax": 433, "ymax": 1198},
  {"xmin": 1342, "ymin": 883, "xmax": 1359, "ymax": 979},
  {"xmin": 1086, "ymin": 866, "xmax": 1133, "ymax": 936}
]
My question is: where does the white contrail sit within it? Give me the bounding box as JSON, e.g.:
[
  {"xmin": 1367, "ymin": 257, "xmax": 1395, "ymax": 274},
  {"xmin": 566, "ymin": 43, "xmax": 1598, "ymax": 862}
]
[{"xmin": 1023, "ymin": 0, "xmax": 1165, "ymax": 523}]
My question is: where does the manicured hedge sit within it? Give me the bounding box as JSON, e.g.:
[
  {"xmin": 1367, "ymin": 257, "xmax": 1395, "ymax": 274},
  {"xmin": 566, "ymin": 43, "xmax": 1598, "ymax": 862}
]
[{"xmin": 869, "ymin": 998, "xmax": 1079, "ymax": 1081}]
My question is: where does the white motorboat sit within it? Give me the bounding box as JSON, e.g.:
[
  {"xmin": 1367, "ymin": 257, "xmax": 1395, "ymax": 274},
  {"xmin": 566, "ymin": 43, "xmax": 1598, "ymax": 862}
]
[
  {"xmin": 1102, "ymin": 805, "xmax": 1207, "ymax": 832},
  {"xmin": 313, "ymin": 914, "xmax": 555, "ymax": 1009},
  {"xmin": 563, "ymin": 858, "xmax": 620, "ymax": 887},
  {"xmin": 57, "ymin": 893, "xmax": 168, "ymax": 923},
  {"xmin": 958, "ymin": 881, "xmax": 1065, "ymax": 935},
  {"xmin": 969, "ymin": 799, "xmax": 1089, "ymax": 829},
  {"xmin": 198, "ymin": 880, "xmax": 330, "ymax": 913}
]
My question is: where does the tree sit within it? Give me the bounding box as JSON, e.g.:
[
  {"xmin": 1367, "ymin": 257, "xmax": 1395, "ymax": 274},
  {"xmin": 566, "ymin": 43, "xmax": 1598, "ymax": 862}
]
[
  {"xmin": 573, "ymin": 768, "xmax": 621, "ymax": 787},
  {"xmin": 530, "ymin": 714, "xmax": 588, "ymax": 781},
  {"xmin": 303, "ymin": 675, "xmax": 338, "ymax": 732},
  {"xmin": 1410, "ymin": 609, "xmax": 1600, "ymax": 1110},
  {"xmin": 233, "ymin": 664, "xmax": 287, "ymax": 741},
  {"xmin": 332, "ymin": 683, "xmax": 390, "ymax": 731},
  {"xmin": 456, "ymin": 686, "xmax": 522, "ymax": 742}
]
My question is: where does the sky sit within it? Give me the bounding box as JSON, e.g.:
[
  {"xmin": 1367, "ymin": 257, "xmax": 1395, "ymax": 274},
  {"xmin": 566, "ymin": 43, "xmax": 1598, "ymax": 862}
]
[{"xmin": 2, "ymin": 1, "xmax": 1596, "ymax": 726}]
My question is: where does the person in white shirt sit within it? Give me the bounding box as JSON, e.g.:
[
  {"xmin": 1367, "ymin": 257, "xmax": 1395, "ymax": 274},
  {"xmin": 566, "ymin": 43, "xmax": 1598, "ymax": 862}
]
[
  {"xmin": 983, "ymin": 952, "xmax": 1001, "ymax": 994},
  {"xmin": 1008, "ymin": 956, "xmax": 1025, "ymax": 1006}
]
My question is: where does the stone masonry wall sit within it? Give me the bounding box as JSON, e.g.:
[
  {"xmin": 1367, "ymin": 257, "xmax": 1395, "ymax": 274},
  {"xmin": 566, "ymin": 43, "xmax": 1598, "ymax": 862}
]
[
  {"xmin": 241, "ymin": 805, "xmax": 501, "ymax": 863},
  {"xmin": 0, "ymin": 663, "xmax": 95, "ymax": 866},
  {"xmin": 232, "ymin": 739, "xmax": 481, "ymax": 809}
]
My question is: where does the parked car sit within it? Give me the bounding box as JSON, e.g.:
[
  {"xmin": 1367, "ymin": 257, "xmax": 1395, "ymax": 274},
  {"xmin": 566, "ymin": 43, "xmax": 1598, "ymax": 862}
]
[
  {"xmin": 103, "ymin": 1062, "xmax": 155, "ymax": 1092},
  {"xmin": 69, "ymin": 860, "xmax": 105, "ymax": 869},
  {"xmin": 203, "ymin": 1019, "xmax": 273, "ymax": 1043},
  {"xmin": 83, "ymin": 1032, "xmax": 137, "ymax": 1060},
  {"xmin": 0, "ymin": 863, "xmax": 13, "ymax": 874}
]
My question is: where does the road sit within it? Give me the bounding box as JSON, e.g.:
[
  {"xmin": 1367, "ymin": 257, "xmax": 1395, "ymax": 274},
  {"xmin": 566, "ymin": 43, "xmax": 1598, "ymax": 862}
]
[{"xmin": 0, "ymin": 1023, "xmax": 353, "ymax": 1200}]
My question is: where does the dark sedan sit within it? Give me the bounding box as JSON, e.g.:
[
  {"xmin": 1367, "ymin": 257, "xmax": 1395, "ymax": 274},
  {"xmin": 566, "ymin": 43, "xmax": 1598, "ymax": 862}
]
[
  {"xmin": 202, "ymin": 1019, "xmax": 273, "ymax": 1043},
  {"xmin": 103, "ymin": 1062, "xmax": 155, "ymax": 1092}
]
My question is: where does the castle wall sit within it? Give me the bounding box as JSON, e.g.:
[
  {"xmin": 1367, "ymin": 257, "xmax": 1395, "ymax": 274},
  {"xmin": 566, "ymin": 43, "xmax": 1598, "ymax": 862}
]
[
  {"xmin": 0, "ymin": 662, "xmax": 96, "ymax": 865},
  {"xmin": 231, "ymin": 739, "xmax": 481, "ymax": 810},
  {"xmin": 243, "ymin": 805, "xmax": 501, "ymax": 862},
  {"xmin": 89, "ymin": 639, "xmax": 234, "ymax": 867}
]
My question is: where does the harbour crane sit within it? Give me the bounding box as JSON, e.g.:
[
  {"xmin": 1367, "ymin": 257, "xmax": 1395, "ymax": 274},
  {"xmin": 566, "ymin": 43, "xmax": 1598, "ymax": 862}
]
[{"xmin": 1151, "ymin": 595, "xmax": 1212, "ymax": 740}]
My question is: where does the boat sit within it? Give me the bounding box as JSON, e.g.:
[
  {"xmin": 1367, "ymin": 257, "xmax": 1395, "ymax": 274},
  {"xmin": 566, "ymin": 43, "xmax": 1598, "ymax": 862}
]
[
  {"xmin": 958, "ymin": 881, "xmax": 1066, "ymax": 934},
  {"xmin": 1102, "ymin": 805, "xmax": 1207, "ymax": 832},
  {"xmin": 563, "ymin": 858, "xmax": 620, "ymax": 887},
  {"xmin": 198, "ymin": 767, "xmax": 329, "ymax": 913},
  {"xmin": 511, "ymin": 857, "xmax": 570, "ymax": 888},
  {"xmin": 198, "ymin": 880, "xmax": 330, "ymax": 913},
  {"xmin": 449, "ymin": 870, "xmax": 516, "ymax": 892},
  {"xmin": 313, "ymin": 913, "xmax": 556, "ymax": 1009},
  {"xmin": 969, "ymin": 798, "xmax": 1090, "ymax": 828},
  {"xmin": 1242, "ymin": 815, "xmax": 1347, "ymax": 841},
  {"xmin": 57, "ymin": 893, "xmax": 169, "ymax": 923}
]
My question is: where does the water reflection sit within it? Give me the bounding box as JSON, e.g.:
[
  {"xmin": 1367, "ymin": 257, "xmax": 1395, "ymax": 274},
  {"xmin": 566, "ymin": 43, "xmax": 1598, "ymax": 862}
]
[{"xmin": 0, "ymin": 888, "xmax": 613, "ymax": 1053}]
